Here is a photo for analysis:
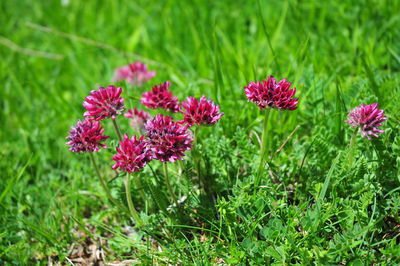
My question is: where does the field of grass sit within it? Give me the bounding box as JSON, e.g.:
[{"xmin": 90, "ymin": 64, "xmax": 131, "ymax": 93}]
[{"xmin": 1, "ymin": 0, "xmax": 400, "ymax": 264}]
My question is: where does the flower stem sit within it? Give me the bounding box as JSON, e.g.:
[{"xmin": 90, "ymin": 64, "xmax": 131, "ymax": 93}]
[
  {"xmin": 125, "ymin": 173, "xmax": 144, "ymax": 226},
  {"xmin": 347, "ymin": 128, "xmax": 358, "ymax": 169},
  {"xmin": 89, "ymin": 152, "xmax": 127, "ymax": 212},
  {"xmin": 112, "ymin": 119, "xmax": 123, "ymax": 142},
  {"xmin": 133, "ymin": 173, "xmax": 148, "ymax": 210},
  {"xmin": 255, "ymin": 108, "xmax": 271, "ymax": 189},
  {"xmin": 193, "ymin": 126, "xmax": 200, "ymax": 145},
  {"xmin": 163, "ymin": 163, "xmax": 178, "ymax": 206},
  {"xmin": 192, "ymin": 126, "xmax": 203, "ymax": 190}
]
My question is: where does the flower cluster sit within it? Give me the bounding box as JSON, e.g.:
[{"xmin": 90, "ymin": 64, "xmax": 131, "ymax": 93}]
[
  {"xmin": 112, "ymin": 135, "xmax": 152, "ymax": 172},
  {"xmin": 83, "ymin": 85, "xmax": 125, "ymax": 120},
  {"xmin": 245, "ymin": 76, "xmax": 388, "ymax": 141},
  {"xmin": 181, "ymin": 96, "xmax": 224, "ymax": 126},
  {"xmin": 141, "ymin": 81, "xmax": 180, "ymax": 113},
  {"xmin": 68, "ymin": 61, "xmax": 221, "ymax": 175},
  {"xmin": 345, "ymin": 103, "xmax": 387, "ymax": 140},
  {"xmin": 244, "ymin": 76, "xmax": 298, "ymax": 110},
  {"xmin": 66, "ymin": 59, "xmax": 391, "ymax": 222},
  {"xmin": 66, "ymin": 119, "xmax": 109, "ymax": 152},
  {"xmin": 124, "ymin": 108, "xmax": 151, "ymax": 133},
  {"xmin": 113, "ymin": 62, "xmax": 156, "ymax": 86},
  {"xmin": 146, "ymin": 114, "xmax": 193, "ymax": 162}
]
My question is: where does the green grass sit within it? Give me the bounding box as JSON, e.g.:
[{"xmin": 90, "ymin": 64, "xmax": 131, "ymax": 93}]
[{"xmin": 1, "ymin": 0, "xmax": 400, "ymax": 264}]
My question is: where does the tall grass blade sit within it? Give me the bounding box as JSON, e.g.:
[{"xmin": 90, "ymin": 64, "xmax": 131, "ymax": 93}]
[
  {"xmin": 0, "ymin": 155, "xmax": 32, "ymax": 205},
  {"xmin": 256, "ymin": 0, "xmax": 281, "ymax": 75}
]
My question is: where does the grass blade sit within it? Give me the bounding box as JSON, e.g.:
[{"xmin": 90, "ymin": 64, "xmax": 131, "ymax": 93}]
[{"xmin": 0, "ymin": 155, "xmax": 32, "ymax": 205}]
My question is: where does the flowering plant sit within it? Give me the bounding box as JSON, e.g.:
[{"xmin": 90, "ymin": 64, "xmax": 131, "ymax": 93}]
[
  {"xmin": 67, "ymin": 72, "xmax": 223, "ymax": 225},
  {"xmin": 112, "ymin": 61, "xmax": 156, "ymax": 86},
  {"xmin": 141, "ymin": 81, "xmax": 180, "ymax": 113},
  {"xmin": 345, "ymin": 103, "xmax": 387, "ymax": 140}
]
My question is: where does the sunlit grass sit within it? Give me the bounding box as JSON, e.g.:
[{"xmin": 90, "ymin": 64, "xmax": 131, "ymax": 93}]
[{"xmin": 1, "ymin": 0, "xmax": 399, "ymax": 264}]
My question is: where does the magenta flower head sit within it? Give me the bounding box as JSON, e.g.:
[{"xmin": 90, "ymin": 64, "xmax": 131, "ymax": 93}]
[
  {"xmin": 124, "ymin": 108, "xmax": 152, "ymax": 133},
  {"xmin": 141, "ymin": 81, "xmax": 180, "ymax": 113},
  {"xmin": 66, "ymin": 119, "xmax": 109, "ymax": 152},
  {"xmin": 112, "ymin": 62, "xmax": 156, "ymax": 86},
  {"xmin": 145, "ymin": 114, "xmax": 193, "ymax": 162},
  {"xmin": 244, "ymin": 76, "xmax": 299, "ymax": 110},
  {"xmin": 180, "ymin": 96, "xmax": 224, "ymax": 126},
  {"xmin": 345, "ymin": 103, "xmax": 387, "ymax": 140},
  {"xmin": 112, "ymin": 134, "xmax": 152, "ymax": 173},
  {"xmin": 83, "ymin": 85, "xmax": 125, "ymax": 121}
]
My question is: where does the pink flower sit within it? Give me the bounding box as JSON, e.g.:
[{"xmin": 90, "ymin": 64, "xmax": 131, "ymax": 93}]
[
  {"xmin": 145, "ymin": 114, "xmax": 193, "ymax": 162},
  {"xmin": 66, "ymin": 119, "xmax": 109, "ymax": 152},
  {"xmin": 112, "ymin": 134, "xmax": 152, "ymax": 173},
  {"xmin": 112, "ymin": 62, "xmax": 156, "ymax": 86},
  {"xmin": 83, "ymin": 86, "xmax": 124, "ymax": 121},
  {"xmin": 244, "ymin": 76, "xmax": 299, "ymax": 110},
  {"xmin": 124, "ymin": 108, "xmax": 152, "ymax": 133},
  {"xmin": 141, "ymin": 81, "xmax": 180, "ymax": 113},
  {"xmin": 180, "ymin": 96, "xmax": 224, "ymax": 126},
  {"xmin": 345, "ymin": 103, "xmax": 387, "ymax": 140}
]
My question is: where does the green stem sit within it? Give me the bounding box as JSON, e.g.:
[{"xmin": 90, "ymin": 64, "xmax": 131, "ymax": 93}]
[
  {"xmin": 192, "ymin": 126, "xmax": 203, "ymax": 190},
  {"xmin": 112, "ymin": 119, "xmax": 123, "ymax": 142},
  {"xmin": 348, "ymin": 128, "xmax": 359, "ymax": 169},
  {"xmin": 163, "ymin": 163, "xmax": 178, "ymax": 206},
  {"xmin": 192, "ymin": 127, "xmax": 214, "ymax": 205},
  {"xmin": 89, "ymin": 153, "xmax": 126, "ymax": 212},
  {"xmin": 133, "ymin": 173, "xmax": 147, "ymax": 210},
  {"xmin": 255, "ymin": 108, "xmax": 271, "ymax": 189},
  {"xmin": 193, "ymin": 126, "xmax": 200, "ymax": 145},
  {"xmin": 125, "ymin": 173, "xmax": 143, "ymax": 226},
  {"xmin": 177, "ymin": 160, "xmax": 184, "ymax": 181},
  {"xmin": 259, "ymin": 108, "xmax": 271, "ymax": 163}
]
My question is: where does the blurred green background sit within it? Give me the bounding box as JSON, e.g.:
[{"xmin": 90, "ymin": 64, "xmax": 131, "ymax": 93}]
[{"xmin": 1, "ymin": 0, "xmax": 399, "ymax": 264}]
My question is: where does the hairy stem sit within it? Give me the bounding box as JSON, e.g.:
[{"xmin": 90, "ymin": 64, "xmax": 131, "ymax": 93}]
[
  {"xmin": 255, "ymin": 108, "xmax": 271, "ymax": 190},
  {"xmin": 89, "ymin": 153, "xmax": 127, "ymax": 213},
  {"xmin": 125, "ymin": 173, "xmax": 144, "ymax": 226},
  {"xmin": 193, "ymin": 126, "xmax": 200, "ymax": 145},
  {"xmin": 112, "ymin": 119, "xmax": 123, "ymax": 141},
  {"xmin": 348, "ymin": 128, "xmax": 359, "ymax": 169},
  {"xmin": 192, "ymin": 126, "xmax": 203, "ymax": 190},
  {"xmin": 163, "ymin": 163, "xmax": 178, "ymax": 206},
  {"xmin": 133, "ymin": 173, "xmax": 148, "ymax": 210}
]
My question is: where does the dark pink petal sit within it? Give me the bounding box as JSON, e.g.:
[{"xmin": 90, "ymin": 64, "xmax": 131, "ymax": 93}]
[
  {"xmin": 345, "ymin": 103, "xmax": 387, "ymax": 140},
  {"xmin": 180, "ymin": 96, "xmax": 224, "ymax": 126},
  {"xmin": 145, "ymin": 114, "xmax": 193, "ymax": 162},
  {"xmin": 83, "ymin": 86, "xmax": 125, "ymax": 121},
  {"xmin": 140, "ymin": 81, "xmax": 180, "ymax": 113},
  {"xmin": 112, "ymin": 134, "xmax": 152, "ymax": 173},
  {"xmin": 244, "ymin": 76, "xmax": 299, "ymax": 111},
  {"xmin": 66, "ymin": 119, "xmax": 109, "ymax": 153}
]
